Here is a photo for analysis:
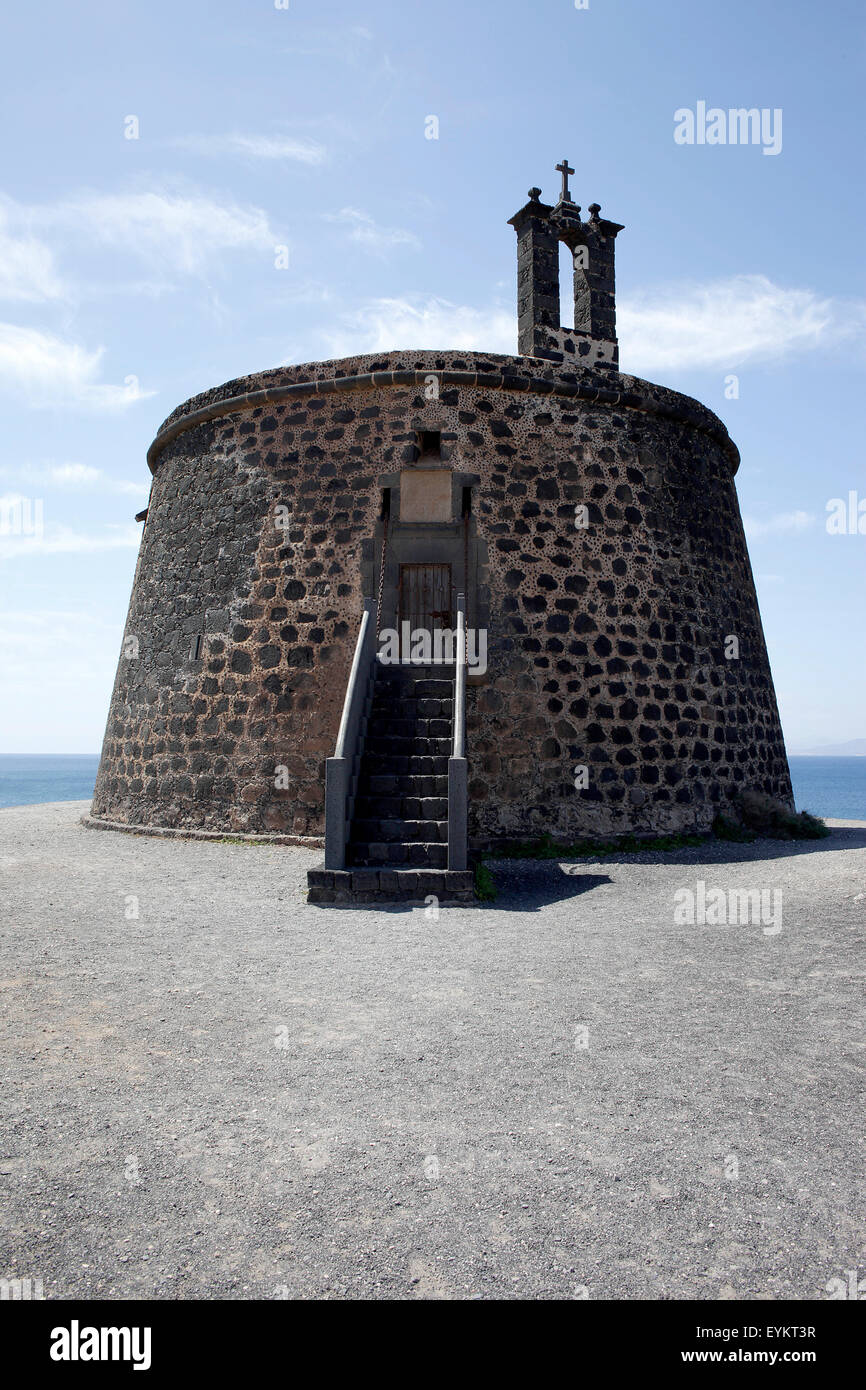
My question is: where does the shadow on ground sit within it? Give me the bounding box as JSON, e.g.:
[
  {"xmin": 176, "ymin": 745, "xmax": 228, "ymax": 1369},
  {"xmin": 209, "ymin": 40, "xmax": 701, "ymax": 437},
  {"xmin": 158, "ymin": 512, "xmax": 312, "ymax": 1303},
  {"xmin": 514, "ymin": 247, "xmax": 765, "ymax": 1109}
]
[
  {"xmin": 477, "ymin": 866, "xmax": 614, "ymax": 912},
  {"xmin": 313, "ymin": 828, "xmax": 865, "ymax": 911},
  {"xmin": 484, "ymin": 825, "xmax": 866, "ymax": 870},
  {"xmin": 317, "ymin": 868, "xmax": 614, "ymax": 913}
]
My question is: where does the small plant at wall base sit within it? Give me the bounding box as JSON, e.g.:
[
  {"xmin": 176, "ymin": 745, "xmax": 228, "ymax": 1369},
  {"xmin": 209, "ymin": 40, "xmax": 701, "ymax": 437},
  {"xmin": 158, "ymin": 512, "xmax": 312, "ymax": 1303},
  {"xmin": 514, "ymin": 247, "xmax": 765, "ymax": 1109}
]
[
  {"xmin": 711, "ymin": 813, "xmax": 757, "ymax": 843},
  {"xmin": 734, "ymin": 791, "xmax": 830, "ymax": 840},
  {"xmin": 474, "ymin": 862, "xmax": 497, "ymax": 901}
]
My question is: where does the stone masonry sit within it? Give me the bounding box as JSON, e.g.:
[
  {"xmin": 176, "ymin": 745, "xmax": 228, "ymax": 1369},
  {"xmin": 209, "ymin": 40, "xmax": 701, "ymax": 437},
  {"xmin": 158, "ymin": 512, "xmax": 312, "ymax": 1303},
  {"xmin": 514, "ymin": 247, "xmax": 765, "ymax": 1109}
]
[{"xmin": 89, "ymin": 171, "xmax": 793, "ymax": 852}]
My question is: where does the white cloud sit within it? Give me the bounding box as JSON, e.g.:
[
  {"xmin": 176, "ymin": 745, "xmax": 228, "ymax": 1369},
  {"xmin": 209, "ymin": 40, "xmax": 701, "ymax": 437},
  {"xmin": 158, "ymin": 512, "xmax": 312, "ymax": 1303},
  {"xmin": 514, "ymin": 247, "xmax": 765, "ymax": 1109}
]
[
  {"xmin": 0, "ymin": 323, "xmax": 153, "ymax": 411},
  {"xmin": 172, "ymin": 132, "xmax": 327, "ymax": 164},
  {"xmin": 0, "ymin": 207, "xmax": 64, "ymax": 301},
  {"xmin": 742, "ymin": 510, "xmax": 815, "ymax": 540},
  {"xmin": 281, "ymin": 25, "xmax": 373, "ymax": 65},
  {"xmin": 1, "ymin": 185, "xmax": 277, "ymax": 297},
  {"xmin": 0, "ymin": 502, "xmax": 141, "ymax": 560},
  {"xmin": 0, "ymin": 461, "xmax": 149, "ymax": 496},
  {"xmin": 0, "ymin": 608, "xmax": 115, "ymax": 654},
  {"xmin": 318, "ymin": 274, "xmax": 864, "ymax": 372},
  {"xmin": 321, "ymin": 295, "xmax": 516, "ymax": 356},
  {"xmin": 40, "ymin": 462, "xmax": 101, "ymax": 487},
  {"xmin": 618, "ymin": 275, "xmax": 863, "ymax": 372},
  {"xmin": 34, "ymin": 189, "xmax": 276, "ymax": 275},
  {"xmin": 280, "ymin": 280, "xmax": 336, "ymax": 306},
  {"xmin": 324, "ymin": 208, "xmax": 420, "ymax": 254}
]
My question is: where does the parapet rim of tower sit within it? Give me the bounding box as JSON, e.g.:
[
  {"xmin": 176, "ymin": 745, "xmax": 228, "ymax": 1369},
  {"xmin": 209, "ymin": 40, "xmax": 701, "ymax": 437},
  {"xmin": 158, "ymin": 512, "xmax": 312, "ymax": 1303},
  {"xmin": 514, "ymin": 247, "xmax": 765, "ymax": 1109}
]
[{"xmin": 147, "ymin": 350, "xmax": 740, "ymax": 476}]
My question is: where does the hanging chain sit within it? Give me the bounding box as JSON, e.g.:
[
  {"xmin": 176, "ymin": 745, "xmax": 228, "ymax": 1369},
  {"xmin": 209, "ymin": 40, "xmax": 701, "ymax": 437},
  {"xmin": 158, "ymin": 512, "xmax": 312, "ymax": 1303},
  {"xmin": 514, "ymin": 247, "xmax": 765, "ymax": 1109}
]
[{"xmin": 375, "ymin": 512, "xmax": 389, "ymax": 637}]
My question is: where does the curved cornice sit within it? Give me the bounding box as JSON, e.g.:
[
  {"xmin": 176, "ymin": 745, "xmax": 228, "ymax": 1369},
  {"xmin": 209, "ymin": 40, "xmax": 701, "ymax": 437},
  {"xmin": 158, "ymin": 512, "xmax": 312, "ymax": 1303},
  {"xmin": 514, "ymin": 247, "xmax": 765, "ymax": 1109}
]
[{"xmin": 147, "ymin": 363, "xmax": 740, "ymax": 475}]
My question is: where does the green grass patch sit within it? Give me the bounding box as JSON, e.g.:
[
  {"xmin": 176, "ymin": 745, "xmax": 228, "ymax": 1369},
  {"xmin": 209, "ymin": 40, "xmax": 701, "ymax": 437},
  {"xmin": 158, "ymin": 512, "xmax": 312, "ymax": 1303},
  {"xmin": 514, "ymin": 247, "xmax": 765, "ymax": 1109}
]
[
  {"xmin": 213, "ymin": 836, "xmax": 271, "ymax": 846},
  {"xmin": 474, "ymin": 861, "xmax": 498, "ymax": 901}
]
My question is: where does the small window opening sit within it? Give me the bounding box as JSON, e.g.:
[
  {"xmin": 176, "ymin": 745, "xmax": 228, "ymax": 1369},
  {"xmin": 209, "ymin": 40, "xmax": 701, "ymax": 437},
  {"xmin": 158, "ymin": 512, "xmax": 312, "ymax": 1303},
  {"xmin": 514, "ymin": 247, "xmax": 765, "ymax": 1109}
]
[
  {"xmin": 189, "ymin": 634, "xmax": 203, "ymax": 661},
  {"xmin": 416, "ymin": 429, "xmax": 442, "ymax": 459},
  {"xmin": 381, "ymin": 486, "xmax": 391, "ymax": 519},
  {"xmin": 461, "ymin": 486, "xmax": 472, "ymax": 518}
]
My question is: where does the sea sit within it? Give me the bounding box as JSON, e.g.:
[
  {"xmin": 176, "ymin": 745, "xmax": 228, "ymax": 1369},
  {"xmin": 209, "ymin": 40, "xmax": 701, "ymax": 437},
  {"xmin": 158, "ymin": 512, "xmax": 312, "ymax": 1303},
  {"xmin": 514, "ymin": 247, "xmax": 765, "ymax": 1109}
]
[
  {"xmin": 0, "ymin": 753, "xmax": 864, "ymax": 821},
  {"xmin": 0, "ymin": 755, "xmax": 101, "ymax": 811}
]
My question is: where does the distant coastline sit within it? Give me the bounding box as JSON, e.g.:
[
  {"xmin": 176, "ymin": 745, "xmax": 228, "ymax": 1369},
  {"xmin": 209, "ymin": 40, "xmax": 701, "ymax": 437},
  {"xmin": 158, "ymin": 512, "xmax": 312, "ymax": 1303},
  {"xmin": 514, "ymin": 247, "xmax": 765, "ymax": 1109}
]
[{"xmin": 791, "ymin": 739, "xmax": 866, "ymax": 757}]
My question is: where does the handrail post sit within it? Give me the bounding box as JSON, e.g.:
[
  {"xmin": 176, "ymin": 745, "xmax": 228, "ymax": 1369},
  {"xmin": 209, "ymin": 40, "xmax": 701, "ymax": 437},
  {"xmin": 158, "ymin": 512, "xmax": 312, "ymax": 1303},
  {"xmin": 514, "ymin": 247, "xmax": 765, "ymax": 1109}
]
[
  {"xmin": 325, "ymin": 597, "xmax": 376, "ymax": 870},
  {"xmin": 448, "ymin": 593, "xmax": 468, "ymax": 871}
]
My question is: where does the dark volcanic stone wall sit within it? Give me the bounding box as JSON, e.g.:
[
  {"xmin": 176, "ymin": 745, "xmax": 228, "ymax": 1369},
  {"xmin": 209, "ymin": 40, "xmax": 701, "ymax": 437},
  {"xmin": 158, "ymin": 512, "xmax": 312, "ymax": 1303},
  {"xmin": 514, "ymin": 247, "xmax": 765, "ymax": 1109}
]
[{"xmin": 91, "ymin": 349, "xmax": 792, "ymax": 844}]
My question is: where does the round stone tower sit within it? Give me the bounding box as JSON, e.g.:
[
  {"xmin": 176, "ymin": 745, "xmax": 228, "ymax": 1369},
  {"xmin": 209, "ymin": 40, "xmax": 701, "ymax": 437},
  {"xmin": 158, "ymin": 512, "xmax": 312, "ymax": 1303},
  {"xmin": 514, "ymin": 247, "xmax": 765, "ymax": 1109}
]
[{"xmin": 89, "ymin": 168, "xmax": 793, "ymax": 862}]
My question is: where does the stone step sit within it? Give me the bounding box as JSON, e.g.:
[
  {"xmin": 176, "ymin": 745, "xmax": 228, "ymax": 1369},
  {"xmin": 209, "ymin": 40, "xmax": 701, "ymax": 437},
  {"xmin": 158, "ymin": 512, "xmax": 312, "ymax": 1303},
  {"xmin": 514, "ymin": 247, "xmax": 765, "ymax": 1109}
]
[
  {"xmin": 364, "ymin": 716, "xmax": 452, "ymax": 739},
  {"xmin": 359, "ymin": 774, "xmax": 449, "ymax": 798},
  {"xmin": 354, "ymin": 796, "xmax": 448, "ymax": 820},
  {"xmin": 370, "ymin": 698, "xmax": 453, "ymax": 719},
  {"xmin": 363, "ymin": 736, "xmax": 452, "ymax": 757},
  {"xmin": 374, "ymin": 667, "xmax": 455, "ymax": 685},
  {"xmin": 348, "ymin": 841, "xmax": 448, "ymax": 868},
  {"xmin": 361, "ymin": 755, "xmax": 450, "ymax": 775},
  {"xmin": 371, "ymin": 680, "xmax": 454, "ymax": 697},
  {"xmin": 350, "ymin": 818, "xmax": 448, "ymax": 844},
  {"xmin": 307, "ymin": 865, "xmax": 474, "ymax": 904},
  {"xmin": 411, "ymin": 679, "xmax": 456, "ymax": 696}
]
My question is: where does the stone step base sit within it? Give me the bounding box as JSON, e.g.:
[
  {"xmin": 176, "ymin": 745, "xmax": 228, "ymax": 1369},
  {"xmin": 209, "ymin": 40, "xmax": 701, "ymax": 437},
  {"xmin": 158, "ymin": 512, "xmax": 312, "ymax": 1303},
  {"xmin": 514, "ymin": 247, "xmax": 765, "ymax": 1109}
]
[
  {"xmin": 364, "ymin": 756, "xmax": 450, "ymax": 775},
  {"xmin": 350, "ymin": 817, "xmax": 448, "ymax": 843},
  {"xmin": 348, "ymin": 841, "xmax": 448, "ymax": 867},
  {"xmin": 307, "ymin": 865, "xmax": 474, "ymax": 904},
  {"xmin": 364, "ymin": 717, "xmax": 451, "ymax": 738},
  {"xmin": 369, "ymin": 698, "xmax": 453, "ymax": 719},
  {"xmin": 360, "ymin": 774, "xmax": 449, "ymax": 797},
  {"xmin": 363, "ymin": 736, "xmax": 452, "ymax": 757},
  {"xmin": 354, "ymin": 796, "xmax": 448, "ymax": 819}
]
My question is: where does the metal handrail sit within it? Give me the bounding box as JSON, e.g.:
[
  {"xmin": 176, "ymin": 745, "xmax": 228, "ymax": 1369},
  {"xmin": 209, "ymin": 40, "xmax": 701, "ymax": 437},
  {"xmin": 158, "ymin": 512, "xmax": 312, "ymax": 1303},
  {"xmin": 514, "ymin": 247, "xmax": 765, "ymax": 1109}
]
[
  {"xmin": 448, "ymin": 594, "xmax": 468, "ymax": 871},
  {"xmin": 325, "ymin": 597, "xmax": 376, "ymax": 869},
  {"xmin": 452, "ymin": 595, "xmax": 466, "ymax": 759},
  {"xmin": 334, "ymin": 603, "xmax": 373, "ymax": 759}
]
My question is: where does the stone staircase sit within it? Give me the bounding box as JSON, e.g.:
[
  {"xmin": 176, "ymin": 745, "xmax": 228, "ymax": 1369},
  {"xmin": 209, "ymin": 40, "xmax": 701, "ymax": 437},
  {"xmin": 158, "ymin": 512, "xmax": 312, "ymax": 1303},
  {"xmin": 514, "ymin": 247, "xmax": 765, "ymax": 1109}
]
[{"xmin": 307, "ymin": 662, "xmax": 474, "ymax": 904}]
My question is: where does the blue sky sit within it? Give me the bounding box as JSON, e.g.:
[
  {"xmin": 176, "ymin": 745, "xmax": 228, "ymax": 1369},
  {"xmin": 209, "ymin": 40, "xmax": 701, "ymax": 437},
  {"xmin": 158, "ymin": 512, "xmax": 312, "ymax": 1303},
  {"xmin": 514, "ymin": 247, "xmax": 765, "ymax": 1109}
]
[{"xmin": 0, "ymin": 0, "xmax": 863, "ymax": 752}]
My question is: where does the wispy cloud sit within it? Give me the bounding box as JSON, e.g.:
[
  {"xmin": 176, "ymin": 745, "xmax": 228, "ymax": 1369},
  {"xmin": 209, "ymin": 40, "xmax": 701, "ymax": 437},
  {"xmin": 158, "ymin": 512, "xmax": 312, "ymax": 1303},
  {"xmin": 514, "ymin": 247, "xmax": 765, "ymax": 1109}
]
[
  {"xmin": 278, "ymin": 279, "xmax": 336, "ymax": 306},
  {"xmin": 171, "ymin": 132, "xmax": 327, "ymax": 164},
  {"xmin": 618, "ymin": 275, "xmax": 864, "ymax": 373},
  {"xmin": 324, "ymin": 208, "xmax": 420, "ymax": 254},
  {"xmin": 321, "ymin": 295, "xmax": 515, "ymax": 356},
  {"xmin": 0, "ymin": 607, "xmax": 114, "ymax": 647},
  {"xmin": 0, "ymin": 186, "xmax": 278, "ymax": 300},
  {"xmin": 742, "ymin": 510, "xmax": 815, "ymax": 540},
  {"xmin": 0, "ymin": 324, "xmax": 153, "ymax": 411},
  {"xmin": 0, "ymin": 462, "xmax": 149, "ymax": 496},
  {"xmin": 37, "ymin": 189, "xmax": 276, "ymax": 276},
  {"xmin": 0, "ymin": 505, "xmax": 141, "ymax": 560},
  {"xmin": 281, "ymin": 25, "xmax": 374, "ymax": 66},
  {"xmin": 318, "ymin": 274, "xmax": 864, "ymax": 371},
  {"xmin": 0, "ymin": 205, "xmax": 65, "ymax": 302}
]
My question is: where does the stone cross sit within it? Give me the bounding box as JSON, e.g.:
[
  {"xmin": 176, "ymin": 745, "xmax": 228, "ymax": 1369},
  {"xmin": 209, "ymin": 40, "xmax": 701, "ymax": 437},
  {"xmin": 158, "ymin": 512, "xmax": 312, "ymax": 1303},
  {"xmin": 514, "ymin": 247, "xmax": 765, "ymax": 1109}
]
[{"xmin": 555, "ymin": 158, "xmax": 575, "ymax": 203}]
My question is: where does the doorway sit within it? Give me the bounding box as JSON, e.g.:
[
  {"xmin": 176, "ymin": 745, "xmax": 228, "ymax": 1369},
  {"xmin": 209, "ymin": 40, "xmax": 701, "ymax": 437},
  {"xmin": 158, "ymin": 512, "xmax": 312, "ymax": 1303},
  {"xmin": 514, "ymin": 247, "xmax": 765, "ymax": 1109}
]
[{"xmin": 398, "ymin": 563, "xmax": 452, "ymax": 632}]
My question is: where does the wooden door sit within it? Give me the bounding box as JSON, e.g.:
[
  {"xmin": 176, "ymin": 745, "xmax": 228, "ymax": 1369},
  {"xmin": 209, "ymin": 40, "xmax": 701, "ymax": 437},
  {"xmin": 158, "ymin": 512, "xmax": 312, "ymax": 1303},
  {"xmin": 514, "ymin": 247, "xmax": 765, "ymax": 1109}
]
[{"xmin": 398, "ymin": 563, "xmax": 452, "ymax": 631}]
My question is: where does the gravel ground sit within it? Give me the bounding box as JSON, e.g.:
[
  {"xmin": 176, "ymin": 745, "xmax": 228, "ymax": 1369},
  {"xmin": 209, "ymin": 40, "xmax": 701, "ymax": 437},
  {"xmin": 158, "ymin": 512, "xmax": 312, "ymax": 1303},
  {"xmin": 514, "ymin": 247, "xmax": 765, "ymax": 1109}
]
[{"xmin": 1, "ymin": 801, "xmax": 864, "ymax": 1301}]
